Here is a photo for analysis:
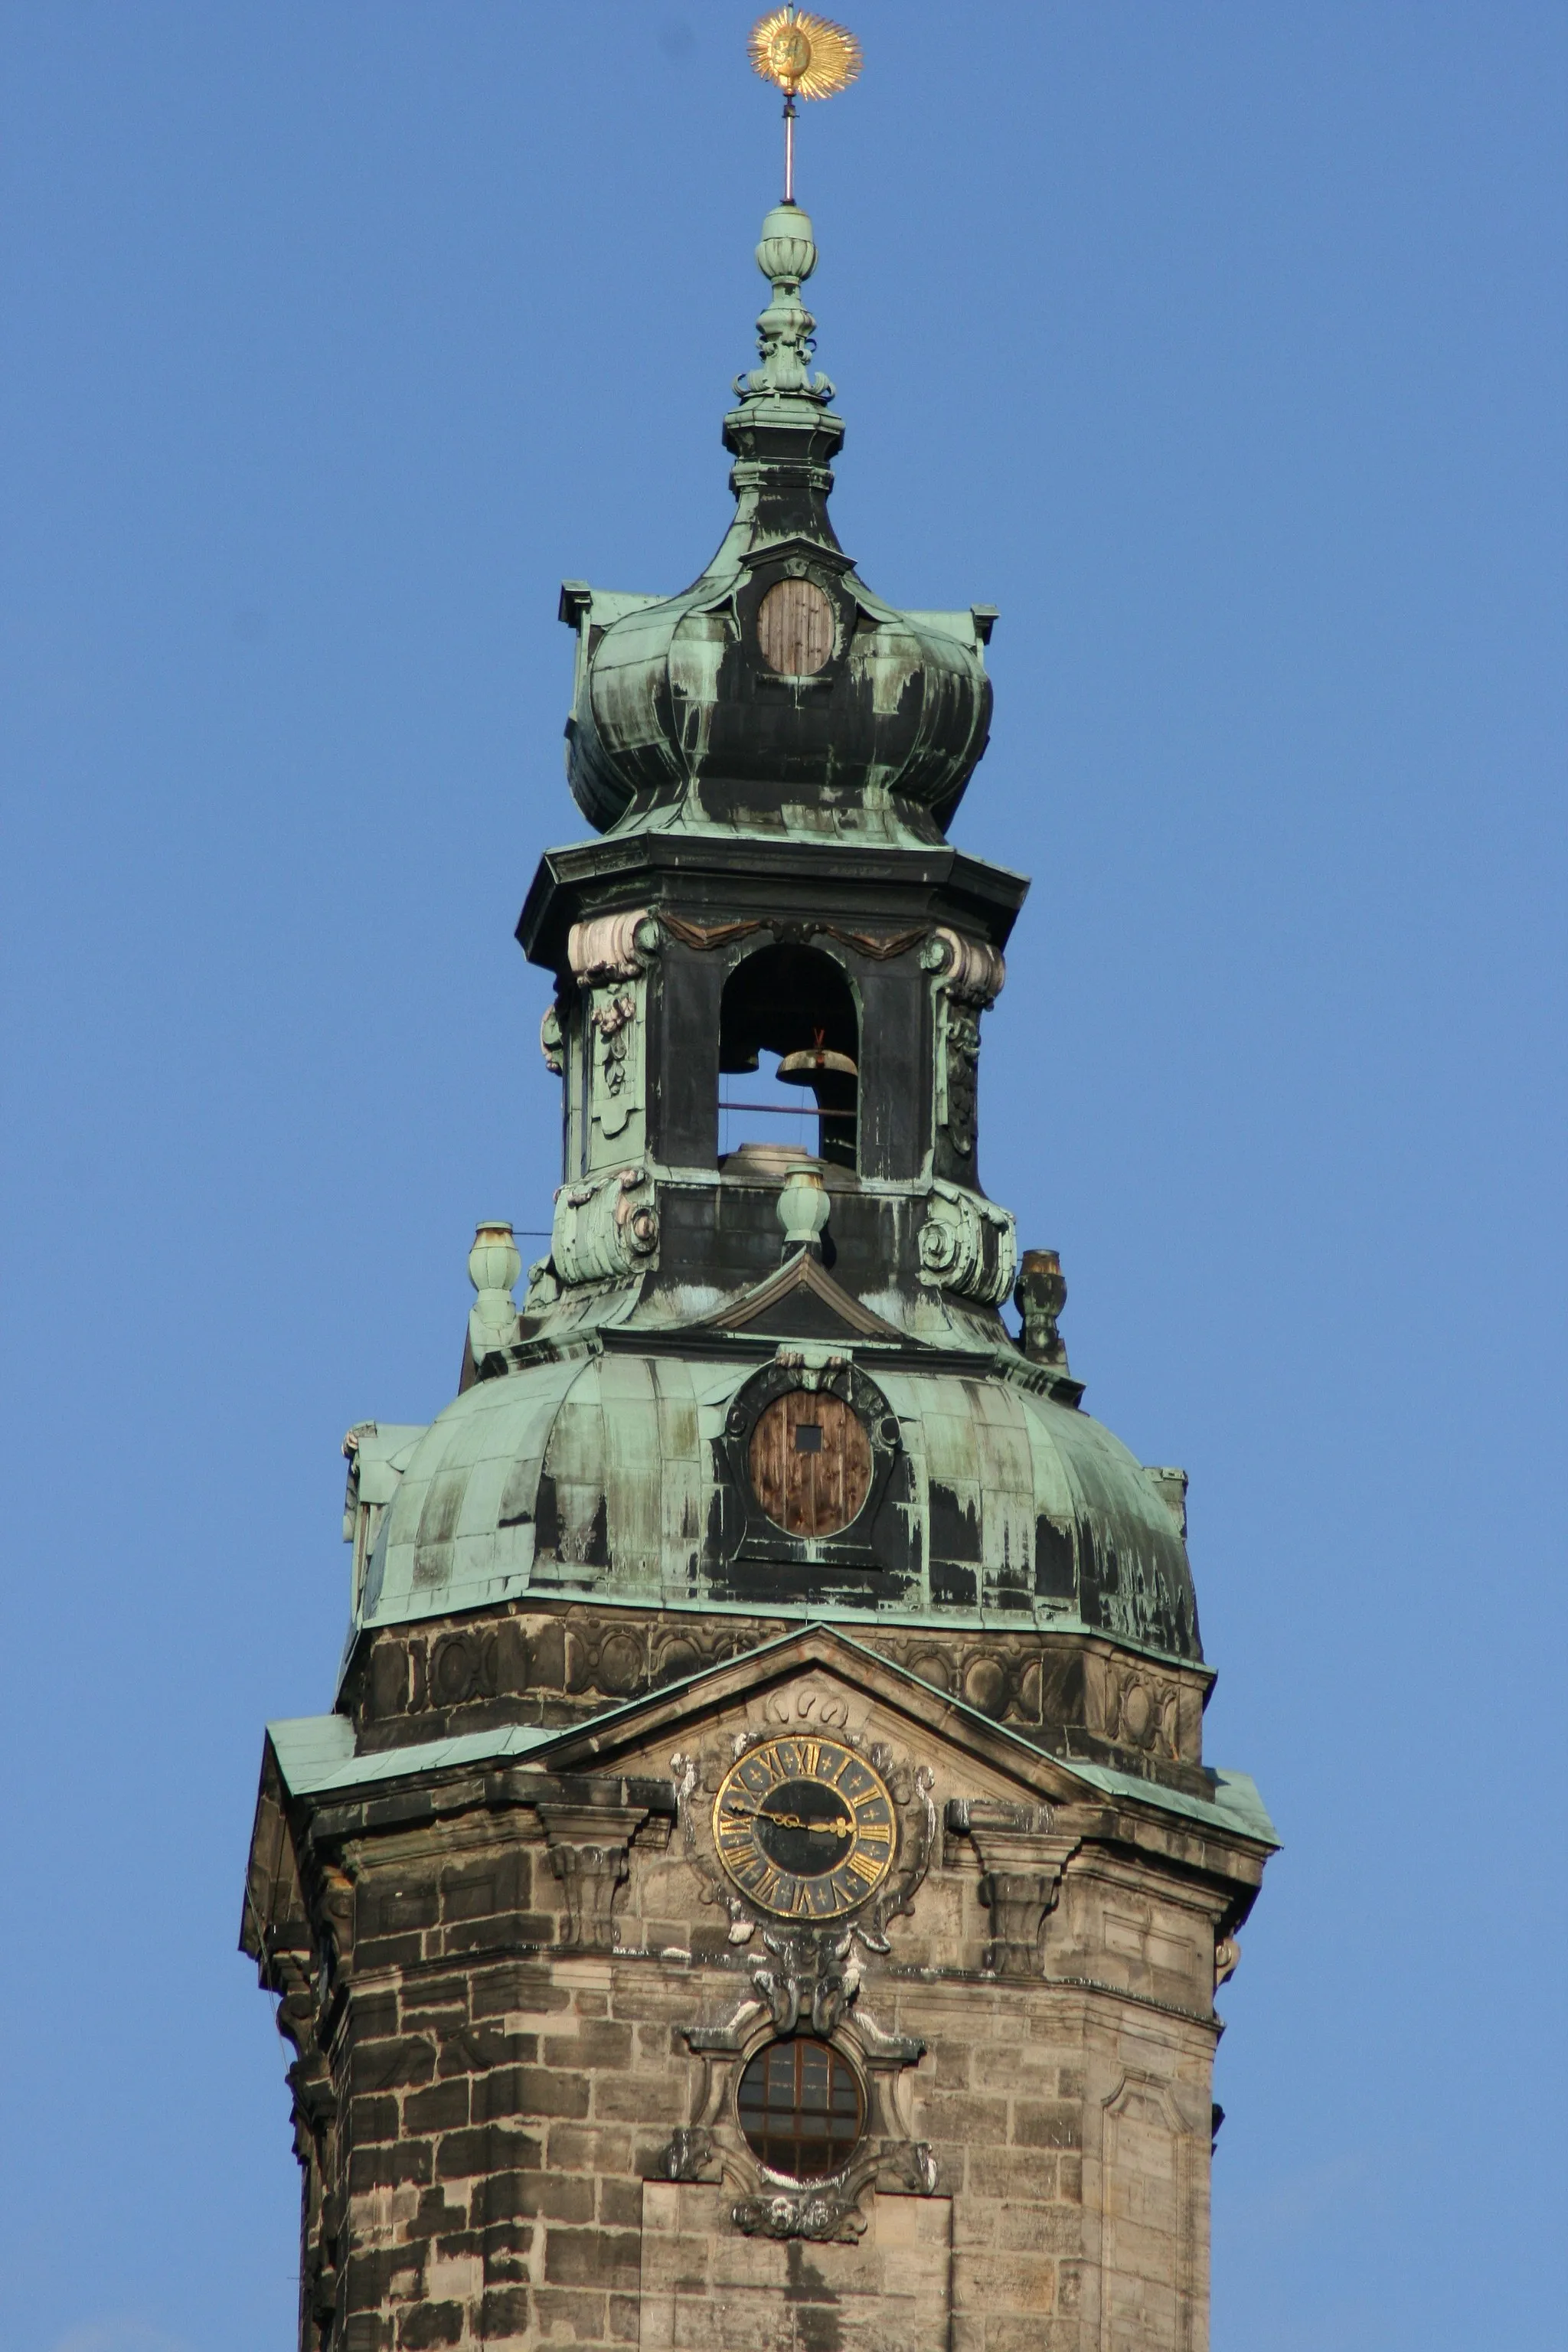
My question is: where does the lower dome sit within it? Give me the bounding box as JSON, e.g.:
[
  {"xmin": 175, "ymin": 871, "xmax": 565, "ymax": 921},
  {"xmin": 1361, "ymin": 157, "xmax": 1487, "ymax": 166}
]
[{"xmin": 350, "ymin": 1347, "xmax": 1200, "ymax": 1667}]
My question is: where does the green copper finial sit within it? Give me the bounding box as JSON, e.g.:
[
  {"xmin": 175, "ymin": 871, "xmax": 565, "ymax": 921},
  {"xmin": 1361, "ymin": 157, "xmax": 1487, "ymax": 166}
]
[{"xmin": 738, "ymin": 201, "xmax": 834, "ymax": 404}]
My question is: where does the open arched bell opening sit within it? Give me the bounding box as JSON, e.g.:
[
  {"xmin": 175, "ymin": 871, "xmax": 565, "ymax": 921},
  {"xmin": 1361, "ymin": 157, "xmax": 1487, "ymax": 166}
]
[{"xmin": 718, "ymin": 943, "xmax": 859, "ymax": 1171}]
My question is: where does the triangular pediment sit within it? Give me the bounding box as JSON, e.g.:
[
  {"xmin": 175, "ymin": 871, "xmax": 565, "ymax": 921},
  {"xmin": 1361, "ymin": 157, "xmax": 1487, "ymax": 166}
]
[{"xmin": 698, "ymin": 1252, "xmax": 906, "ymax": 1343}]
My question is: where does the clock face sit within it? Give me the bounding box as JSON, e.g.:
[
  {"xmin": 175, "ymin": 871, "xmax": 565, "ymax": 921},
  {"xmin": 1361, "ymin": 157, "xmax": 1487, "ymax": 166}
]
[{"xmin": 712, "ymin": 1736, "xmax": 897, "ymax": 1919}]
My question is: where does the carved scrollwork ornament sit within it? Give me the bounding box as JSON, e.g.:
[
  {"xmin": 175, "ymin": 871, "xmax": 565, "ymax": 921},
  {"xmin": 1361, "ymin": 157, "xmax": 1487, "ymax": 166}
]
[
  {"xmin": 918, "ymin": 1180, "xmax": 1018, "ymax": 1308},
  {"xmin": 671, "ymin": 1751, "xmax": 757, "ymax": 1944},
  {"xmin": 590, "ymin": 989, "xmax": 638, "ymax": 1129},
  {"xmin": 733, "ymin": 2190, "xmax": 865, "ymax": 2243},
  {"xmin": 550, "ymin": 1165, "xmax": 659, "ymax": 1286},
  {"xmin": 567, "ymin": 907, "xmax": 659, "ymax": 983},
  {"xmin": 923, "ymin": 926, "xmax": 1004, "ymax": 1161},
  {"xmin": 920, "ymin": 925, "xmax": 1005, "ymax": 1006},
  {"xmin": 668, "ymin": 1956, "xmax": 938, "ymax": 2245}
]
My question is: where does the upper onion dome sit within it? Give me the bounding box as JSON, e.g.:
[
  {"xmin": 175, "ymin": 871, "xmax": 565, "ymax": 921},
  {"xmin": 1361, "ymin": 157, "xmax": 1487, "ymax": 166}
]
[{"xmin": 560, "ymin": 204, "xmax": 995, "ymax": 839}]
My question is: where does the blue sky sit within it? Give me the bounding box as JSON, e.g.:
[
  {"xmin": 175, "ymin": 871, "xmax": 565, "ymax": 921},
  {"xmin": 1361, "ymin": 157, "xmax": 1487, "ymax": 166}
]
[{"xmin": 2, "ymin": 5, "xmax": 1563, "ymax": 2347}]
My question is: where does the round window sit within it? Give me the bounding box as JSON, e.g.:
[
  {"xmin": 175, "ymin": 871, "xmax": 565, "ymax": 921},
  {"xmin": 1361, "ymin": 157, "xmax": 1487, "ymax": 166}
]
[
  {"xmin": 737, "ymin": 2037, "xmax": 864, "ymax": 2180},
  {"xmin": 749, "ymin": 1390, "xmax": 872, "ymax": 1537},
  {"xmin": 756, "ymin": 577, "xmax": 835, "ymax": 675}
]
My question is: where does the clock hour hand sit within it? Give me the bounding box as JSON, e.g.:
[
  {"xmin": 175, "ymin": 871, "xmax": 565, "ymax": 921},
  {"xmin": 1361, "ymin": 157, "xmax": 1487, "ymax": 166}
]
[{"xmin": 720, "ymin": 1802, "xmax": 854, "ymax": 1835}]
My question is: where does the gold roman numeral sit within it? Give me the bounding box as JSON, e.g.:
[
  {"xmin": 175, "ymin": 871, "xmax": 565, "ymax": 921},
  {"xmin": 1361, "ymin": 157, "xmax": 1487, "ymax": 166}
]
[{"xmin": 848, "ymin": 1851, "xmax": 883, "ymax": 1885}]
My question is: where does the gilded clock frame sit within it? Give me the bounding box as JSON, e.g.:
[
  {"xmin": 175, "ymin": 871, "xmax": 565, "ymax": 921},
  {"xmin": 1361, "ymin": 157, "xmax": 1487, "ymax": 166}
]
[{"xmin": 711, "ymin": 1733, "xmax": 897, "ymax": 1919}]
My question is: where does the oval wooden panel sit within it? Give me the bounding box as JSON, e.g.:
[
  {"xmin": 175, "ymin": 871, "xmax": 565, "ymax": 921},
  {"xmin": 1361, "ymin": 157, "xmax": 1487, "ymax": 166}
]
[
  {"xmin": 756, "ymin": 577, "xmax": 835, "ymax": 676},
  {"xmin": 749, "ymin": 1390, "xmax": 872, "ymax": 1537}
]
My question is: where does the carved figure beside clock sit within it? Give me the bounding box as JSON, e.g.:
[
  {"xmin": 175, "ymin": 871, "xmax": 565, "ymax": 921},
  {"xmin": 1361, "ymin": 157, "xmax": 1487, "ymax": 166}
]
[{"xmin": 713, "ymin": 1736, "xmax": 897, "ymax": 1919}]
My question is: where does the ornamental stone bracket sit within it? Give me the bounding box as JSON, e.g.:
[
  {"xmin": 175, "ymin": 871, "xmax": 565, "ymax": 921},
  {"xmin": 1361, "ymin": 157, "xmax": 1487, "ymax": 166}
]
[
  {"xmin": 921, "ymin": 926, "xmax": 1006, "ymax": 1008},
  {"xmin": 537, "ymin": 1799, "xmax": 652, "ymax": 1950},
  {"xmin": 567, "ymin": 908, "xmax": 659, "ymax": 984},
  {"xmin": 547, "ymin": 1164, "xmax": 660, "ymax": 1287},
  {"xmin": 947, "ymin": 1798, "xmax": 1082, "ymax": 1976},
  {"xmin": 917, "ymin": 1179, "xmax": 1018, "ymax": 1307}
]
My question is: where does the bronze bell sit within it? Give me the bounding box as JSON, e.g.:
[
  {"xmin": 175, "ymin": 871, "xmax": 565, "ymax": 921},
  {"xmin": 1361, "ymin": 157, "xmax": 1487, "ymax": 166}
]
[{"xmin": 777, "ymin": 1046, "xmax": 858, "ymax": 1083}]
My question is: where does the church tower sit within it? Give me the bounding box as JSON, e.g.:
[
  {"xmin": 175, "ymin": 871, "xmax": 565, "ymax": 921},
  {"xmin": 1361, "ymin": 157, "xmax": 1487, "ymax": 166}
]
[{"xmin": 243, "ymin": 77, "xmax": 1275, "ymax": 2352}]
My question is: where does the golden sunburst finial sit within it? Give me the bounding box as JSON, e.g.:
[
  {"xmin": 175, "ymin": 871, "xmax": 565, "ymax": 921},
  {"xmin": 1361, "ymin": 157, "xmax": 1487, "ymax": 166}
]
[
  {"xmin": 750, "ymin": 8, "xmax": 862, "ymax": 201},
  {"xmin": 749, "ymin": 8, "xmax": 863, "ymax": 102}
]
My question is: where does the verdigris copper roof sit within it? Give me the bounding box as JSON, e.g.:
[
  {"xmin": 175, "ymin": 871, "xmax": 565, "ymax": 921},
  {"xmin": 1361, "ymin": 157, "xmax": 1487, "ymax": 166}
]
[{"xmin": 344, "ymin": 1344, "xmax": 1200, "ymax": 1670}]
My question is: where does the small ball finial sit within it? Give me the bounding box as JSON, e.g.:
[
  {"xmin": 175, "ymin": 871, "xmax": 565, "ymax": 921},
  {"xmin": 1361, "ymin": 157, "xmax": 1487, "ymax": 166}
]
[{"xmin": 756, "ymin": 203, "xmax": 817, "ymax": 288}]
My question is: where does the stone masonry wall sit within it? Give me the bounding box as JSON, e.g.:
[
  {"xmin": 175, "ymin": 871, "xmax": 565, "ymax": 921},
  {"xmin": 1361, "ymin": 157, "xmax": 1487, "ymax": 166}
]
[{"xmin": 317, "ymin": 1776, "xmax": 1227, "ymax": 2352}]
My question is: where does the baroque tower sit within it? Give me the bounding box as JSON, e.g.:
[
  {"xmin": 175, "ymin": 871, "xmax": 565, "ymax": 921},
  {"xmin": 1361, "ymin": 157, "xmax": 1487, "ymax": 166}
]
[{"xmin": 243, "ymin": 170, "xmax": 1275, "ymax": 2352}]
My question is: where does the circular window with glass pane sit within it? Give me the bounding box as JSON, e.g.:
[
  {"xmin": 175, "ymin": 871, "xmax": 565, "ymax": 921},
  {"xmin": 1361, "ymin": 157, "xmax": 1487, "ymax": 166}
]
[{"xmin": 737, "ymin": 2037, "xmax": 864, "ymax": 2180}]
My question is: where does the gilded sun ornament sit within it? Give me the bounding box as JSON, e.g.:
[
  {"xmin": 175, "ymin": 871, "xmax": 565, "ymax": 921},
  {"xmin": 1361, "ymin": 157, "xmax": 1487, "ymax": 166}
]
[{"xmin": 749, "ymin": 8, "xmax": 863, "ymax": 103}]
